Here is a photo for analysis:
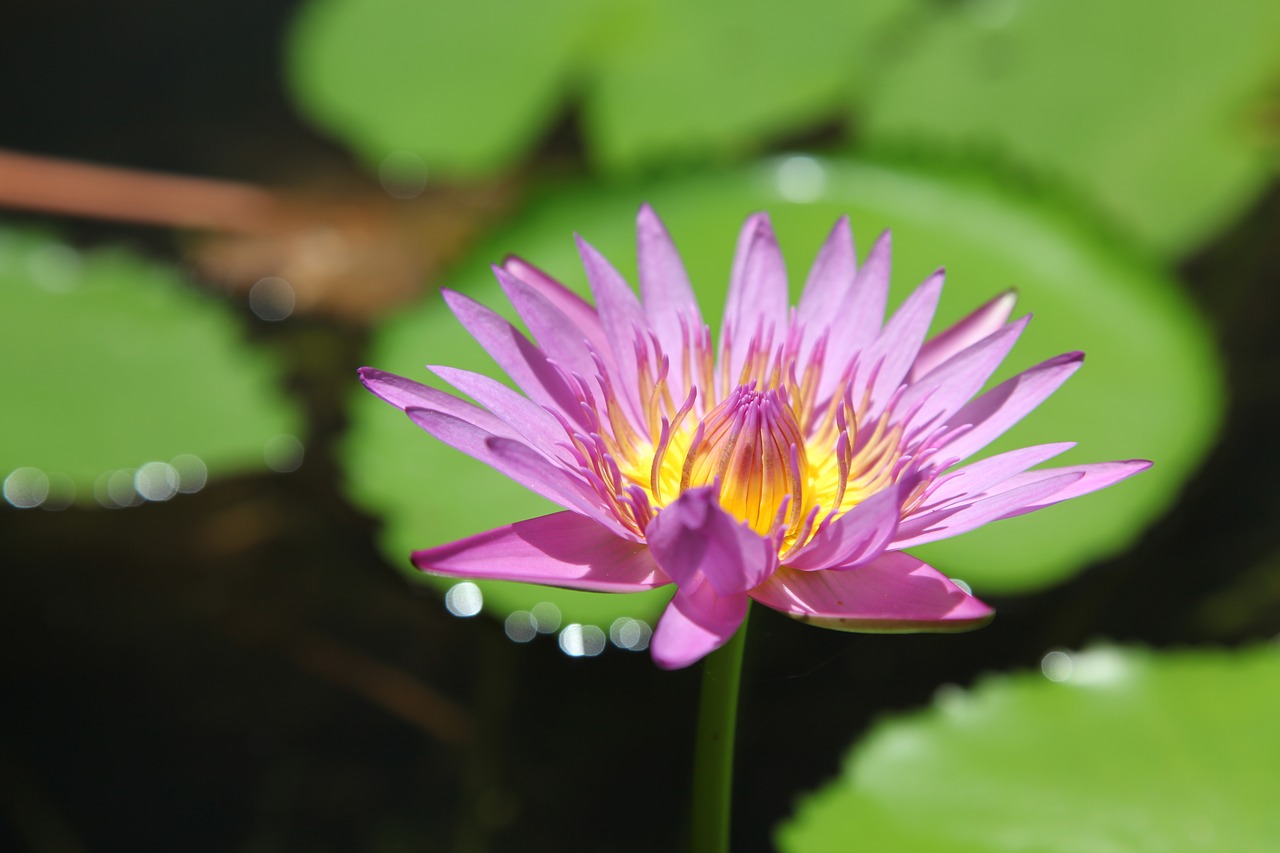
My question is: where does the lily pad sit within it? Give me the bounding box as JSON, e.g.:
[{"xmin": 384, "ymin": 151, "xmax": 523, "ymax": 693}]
[
  {"xmin": 285, "ymin": 0, "xmax": 918, "ymax": 178},
  {"xmin": 860, "ymin": 0, "xmax": 1280, "ymax": 255},
  {"xmin": 344, "ymin": 155, "xmax": 1219, "ymax": 631},
  {"xmin": 777, "ymin": 645, "xmax": 1280, "ymax": 852},
  {"xmin": 0, "ymin": 228, "xmax": 303, "ymax": 508}
]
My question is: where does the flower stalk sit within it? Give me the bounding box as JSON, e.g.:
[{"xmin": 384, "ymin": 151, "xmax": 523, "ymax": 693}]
[{"xmin": 691, "ymin": 604, "xmax": 749, "ymax": 853}]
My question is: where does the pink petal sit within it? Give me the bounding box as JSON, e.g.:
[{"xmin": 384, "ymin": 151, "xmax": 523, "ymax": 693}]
[
  {"xmin": 910, "ymin": 290, "xmax": 1018, "ymax": 382},
  {"xmin": 576, "ymin": 236, "xmax": 648, "ymax": 421},
  {"xmin": 442, "ymin": 289, "xmax": 588, "ymax": 427},
  {"xmin": 993, "ymin": 459, "xmax": 1153, "ymax": 519},
  {"xmin": 650, "ymin": 577, "xmax": 750, "ymax": 670},
  {"xmin": 750, "ymin": 552, "xmax": 993, "ymax": 632},
  {"xmin": 645, "ymin": 486, "xmax": 777, "ymax": 596},
  {"xmin": 359, "ymin": 367, "xmax": 521, "ymax": 440},
  {"xmin": 495, "ymin": 266, "xmax": 605, "ymax": 387},
  {"xmin": 897, "ymin": 315, "xmax": 1029, "ymax": 432},
  {"xmin": 784, "ymin": 484, "xmax": 902, "ymax": 571},
  {"xmin": 919, "ymin": 442, "xmax": 1076, "ymax": 510},
  {"xmin": 722, "ymin": 213, "xmax": 788, "ymax": 381},
  {"xmin": 861, "ymin": 271, "xmax": 945, "ymax": 417},
  {"xmin": 892, "ymin": 471, "xmax": 1083, "ymax": 548},
  {"xmin": 501, "ymin": 256, "xmax": 612, "ymax": 360},
  {"xmin": 940, "ymin": 351, "xmax": 1085, "ymax": 462},
  {"xmin": 412, "ymin": 511, "xmax": 665, "ymax": 591},
  {"xmin": 796, "ymin": 216, "xmax": 856, "ymax": 361},
  {"xmin": 818, "ymin": 231, "xmax": 891, "ymax": 401},
  {"xmin": 428, "ymin": 364, "xmax": 567, "ymax": 453},
  {"xmin": 637, "ymin": 204, "xmax": 701, "ymax": 397}
]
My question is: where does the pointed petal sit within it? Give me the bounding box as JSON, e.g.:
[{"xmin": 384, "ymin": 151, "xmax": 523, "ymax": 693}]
[
  {"xmin": 495, "ymin": 266, "xmax": 604, "ymax": 385},
  {"xmin": 637, "ymin": 205, "xmax": 700, "ymax": 397},
  {"xmin": 897, "ymin": 315, "xmax": 1029, "ymax": 432},
  {"xmin": 751, "ymin": 552, "xmax": 993, "ymax": 632},
  {"xmin": 992, "ymin": 459, "xmax": 1152, "ymax": 519},
  {"xmin": 442, "ymin": 289, "xmax": 588, "ymax": 426},
  {"xmin": 940, "ymin": 351, "xmax": 1085, "ymax": 462},
  {"xmin": 861, "ymin": 271, "xmax": 944, "ymax": 416},
  {"xmin": 501, "ymin": 256, "xmax": 612, "ymax": 358},
  {"xmin": 785, "ymin": 484, "xmax": 902, "ymax": 571},
  {"xmin": 919, "ymin": 442, "xmax": 1076, "ymax": 510},
  {"xmin": 576, "ymin": 236, "xmax": 647, "ymax": 419},
  {"xmin": 360, "ymin": 367, "xmax": 520, "ymax": 439},
  {"xmin": 722, "ymin": 213, "xmax": 788, "ymax": 380},
  {"xmin": 645, "ymin": 486, "xmax": 777, "ymax": 596},
  {"xmin": 650, "ymin": 578, "xmax": 749, "ymax": 670},
  {"xmin": 892, "ymin": 472, "xmax": 1083, "ymax": 548},
  {"xmin": 796, "ymin": 216, "xmax": 856, "ymax": 358},
  {"xmin": 428, "ymin": 364, "xmax": 566, "ymax": 452},
  {"xmin": 412, "ymin": 511, "xmax": 665, "ymax": 591},
  {"xmin": 910, "ymin": 290, "xmax": 1018, "ymax": 382},
  {"xmin": 818, "ymin": 231, "xmax": 891, "ymax": 401}
]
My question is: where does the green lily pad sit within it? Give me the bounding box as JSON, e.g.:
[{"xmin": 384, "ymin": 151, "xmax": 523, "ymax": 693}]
[
  {"xmin": 285, "ymin": 0, "xmax": 918, "ymax": 178},
  {"xmin": 0, "ymin": 228, "xmax": 303, "ymax": 508},
  {"xmin": 860, "ymin": 0, "xmax": 1280, "ymax": 256},
  {"xmin": 778, "ymin": 645, "xmax": 1280, "ymax": 852},
  {"xmin": 344, "ymin": 155, "xmax": 1219, "ymax": 631}
]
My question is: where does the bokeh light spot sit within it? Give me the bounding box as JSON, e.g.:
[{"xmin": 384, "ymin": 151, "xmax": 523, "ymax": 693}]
[
  {"xmin": 4, "ymin": 467, "xmax": 50, "ymax": 508},
  {"xmin": 775, "ymin": 155, "xmax": 827, "ymax": 203},
  {"xmin": 264, "ymin": 434, "xmax": 304, "ymax": 473},
  {"xmin": 249, "ymin": 276, "xmax": 295, "ymax": 321},
  {"xmin": 134, "ymin": 461, "xmax": 180, "ymax": 502},
  {"xmin": 379, "ymin": 150, "xmax": 428, "ymax": 199},
  {"xmin": 558, "ymin": 624, "xmax": 606, "ymax": 657},
  {"xmin": 504, "ymin": 611, "xmax": 537, "ymax": 643},
  {"xmin": 444, "ymin": 582, "xmax": 483, "ymax": 617}
]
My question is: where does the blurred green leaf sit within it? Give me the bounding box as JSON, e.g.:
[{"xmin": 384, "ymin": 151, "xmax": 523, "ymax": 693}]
[
  {"xmin": 859, "ymin": 0, "xmax": 1280, "ymax": 256},
  {"xmin": 778, "ymin": 645, "xmax": 1280, "ymax": 852},
  {"xmin": 0, "ymin": 228, "xmax": 303, "ymax": 507},
  {"xmin": 285, "ymin": 0, "xmax": 918, "ymax": 178},
  {"xmin": 346, "ymin": 155, "xmax": 1218, "ymax": 625}
]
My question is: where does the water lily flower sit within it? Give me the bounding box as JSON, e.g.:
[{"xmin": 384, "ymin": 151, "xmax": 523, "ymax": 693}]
[{"xmin": 360, "ymin": 207, "xmax": 1149, "ymax": 669}]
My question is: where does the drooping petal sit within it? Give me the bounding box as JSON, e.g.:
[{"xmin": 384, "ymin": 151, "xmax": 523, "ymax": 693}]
[
  {"xmin": 990, "ymin": 459, "xmax": 1153, "ymax": 519},
  {"xmin": 940, "ymin": 351, "xmax": 1085, "ymax": 462},
  {"xmin": 784, "ymin": 483, "xmax": 902, "ymax": 571},
  {"xmin": 650, "ymin": 576, "xmax": 750, "ymax": 670},
  {"xmin": 428, "ymin": 364, "xmax": 568, "ymax": 454},
  {"xmin": 442, "ymin": 289, "xmax": 589, "ymax": 426},
  {"xmin": 892, "ymin": 471, "xmax": 1083, "ymax": 548},
  {"xmin": 637, "ymin": 204, "xmax": 701, "ymax": 398},
  {"xmin": 795, "ymin": 215, "xmax": 856, "ymax": 361},
  {"xmin": 722, "ymin": 213, "xmax": 788, "ymax": 382},
  {"xmin": 412, "ymin": 511, "xmax": 666, "ymax": 591},
  {"xmin": 645, "ymin": 485, "xmax": 777, "ymax": 596},
  {"xmin": 910, "ymin": 290, "xmax": 1018, "ymax": 382},
  {"xmin": 751, "ymin": 552, "xmax": 993, "ymax": 632},
  {"xmin": 359, "ymin": 367, "xmax": 521, "ymax": 440},
  {"xmin": 896, "ymin": 315, "xmax": 1029, "ymax": 432},
  {"xmin": 860, "ymin": 270, "xmax": 945, "ymax": 416}
]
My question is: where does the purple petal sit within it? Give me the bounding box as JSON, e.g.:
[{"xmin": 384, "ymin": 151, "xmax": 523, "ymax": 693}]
[
  {"xmin": 892, "ymin": 471, "xmax": 1083, "ymax": 548},
  {"xmin": 910, "ymin": 290, "xmax": 1018, "ymax": 382},
  {"xmin": 637, "ymin": 204, "xmax": 701, "ymax": 396},
  {"xmin": 919, "ymin": 442, "xmax": 1076, "ymax": 510},
  {"xmin": 501, "ymin": 256, "xmax": 612, "ymax": 359},
  {"xmin": 784, "ymin": 484, "xmax": 902, "ymax": 571},
  {"xmin": 940, "ymin": 351, "xmax": 1085, "ymax": 462},
  {"xmin": 897, "ymin": 315, "xmax": 1029, "ymax": 432},
  {"xmin": 576, "ymin": 236, "xmax": 648, "ymax": 420},
  {"xmin": 818, "ymin": 231, "xmax": 891, "ymax": 401},
  {"xmin": 722, "ymin": 213, "xmax": 788, "ymax": 381},
  {"xmin": 751, "ymin": 552, "xmax": 993, "ymax": 631},
  {"xmin": 428, "ymin": 364, "xmax": 566, "ymax": 452},
  {"xmin": 650, "ymin": 577, "xmax": 750, "ymax": 670},
  {"xmin": 412, "ymin": 511, "xmax": 665, "ymax": 591},
  {"xmin": 860, "ymin": 271, "xmax": 944, "ymax": 416},
  {"xmin": 495, "ymin": 266, "xmax": 605, "ymax": 386},
  {"xmin": 359, "ymin": 367, "xmax": 521, "ymax": 439},
  {"xmin": 796, "ymin": 216, "xmax": 856, "ymax": 360},
  {"xmin": 645, "ymin": 486, "xmax": 777, "ymax": 596},
  {"xmin": 442, "ymin": 289, "xmax": 588, "ymax": 427},
  {"xmin": 992, "ymin": 459, "xmax": 1153, "ymax": 519}
]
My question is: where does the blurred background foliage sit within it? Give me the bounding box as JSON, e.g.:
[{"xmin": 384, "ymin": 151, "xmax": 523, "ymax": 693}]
[{"xmin": 2, "ymin": 0, "xmax": 1278, "ymax": 851}]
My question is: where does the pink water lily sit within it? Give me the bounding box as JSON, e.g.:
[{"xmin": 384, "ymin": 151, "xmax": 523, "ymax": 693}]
[{"xmin": 361, "ymin": 207, "xmax": 1149, "ymax": 669}]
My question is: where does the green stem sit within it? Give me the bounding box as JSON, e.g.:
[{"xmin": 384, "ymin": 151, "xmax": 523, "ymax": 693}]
[{"xmin": 690, "ymin": 605, "xmax": 750, "ymax": 853}]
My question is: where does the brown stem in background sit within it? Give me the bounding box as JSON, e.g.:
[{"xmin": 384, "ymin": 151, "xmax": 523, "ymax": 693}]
[{"xmin": 0, "ymin": 148, "xmax": 283, "ymax": 234}]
